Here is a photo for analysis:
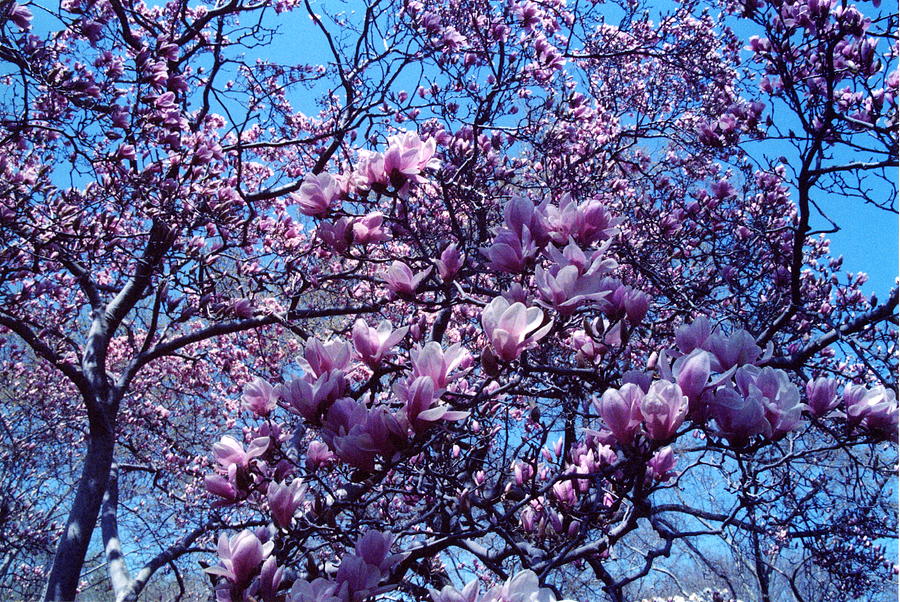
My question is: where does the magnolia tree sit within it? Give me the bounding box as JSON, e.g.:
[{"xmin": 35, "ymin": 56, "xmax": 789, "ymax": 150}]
[{"xmin": 0, "ymin": 0, "xmax": 896, "ymax": 600}]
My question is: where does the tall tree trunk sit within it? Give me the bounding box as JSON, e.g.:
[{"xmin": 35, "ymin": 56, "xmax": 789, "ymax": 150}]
[{"xmin": 43, "ymin": 417, "xmax": 116, "ymax": 601}]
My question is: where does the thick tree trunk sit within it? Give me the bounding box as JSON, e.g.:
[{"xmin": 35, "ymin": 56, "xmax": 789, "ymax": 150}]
[{"xmin": 43, "ymin": 413, "xmax": 116, "ymax": 601}]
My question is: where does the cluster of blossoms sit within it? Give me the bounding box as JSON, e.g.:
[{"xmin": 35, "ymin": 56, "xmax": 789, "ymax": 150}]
[
  {"xmin": 206, "ymin": 529, "xmax": 401, "ymax": 602},
  {"xmin": 431, "ymin": 570, "xmax": 576, "ymax": 602},
  {"xmin": 293, "ymin": 131, "xmax": 440, "ymax": 218}
]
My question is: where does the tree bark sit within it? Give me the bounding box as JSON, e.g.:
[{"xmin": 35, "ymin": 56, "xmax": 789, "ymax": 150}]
[{"xmin": 43, "ymin": 419, "xmax": 116, "ymax": 600}]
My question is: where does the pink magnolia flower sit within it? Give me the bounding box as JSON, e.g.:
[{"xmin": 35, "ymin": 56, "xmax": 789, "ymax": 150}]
[
  {"xmin": 204, "ymin": 466, "xmax": 239, "ymax": 504},
  {"xmin": 318, "ymin": 217, "xmax": 353, "ymax": 253},
  {"xmin": 383, "ymin": 131, "xmax": 440, "ymax": 178},
  {"xmin": 305, "ymin": 440, "xmax": 335, "ymax": 470},
  {"xmin": 504, "ymin": 196, "xmax": 549, "ymax": 243},
  {"xmin": 484, "ymin": 569, "xmax": 576, "ymax": 602},
  {"xmin": 647, "ymin": 446, "xmax": 677, "ymax": 481},
  {"xmin": 534, "ymin": 264, "xmax": 609, "ymax": 315},
  {"xmin": 544, "ymin": 238, "xmax": 615, "ymax": 277},
  {"xmin": 408, "ymin": 341, "xmax": 471, "ymax": 388},
  {"xmin": 480, "ymin": 296, "xmax": 552, "ymax": 362},
  {"xmin": 707, "ymin": 329, "xmax": 764, "ymax": 371},
  {"xmin": 594, "ymin": 383, "xmax": 644, "ymax": 444},
  {"xmin": 354, "ymin": 149, "xmax": 387, "ymax": 189},
  {"xmin": 352, "ymin": 212, "xmax": 391, "ymax": 244},
  {"xmin": 204, "ymin": 530, "xmax": 274, "ymax": 587},
  {"xmin": 435, "ymin": 242, "xmax": 464, "ymax": 281},
  {"xmin": 381, "ymin": 261, "xmax": 433, "ymax": 296},
  {"xmin": 322, "ymin": 399, "xmax": 379, "ymax": 470},
  {"xmin": 675, "ymin": 317, "xmax": 714, "ymax": 355},
  {"xmin": 806, "ymin": 377, "xmax": 839, "ymax": 417},
  {"xmin": 735, "ymin": 366, "xmax": 804, "ymax": 437},
  {"xmin": 242, "ymin": 377, "xmax": 277, "ymax": 416},
  {"xmin": 641, "ymin": 380, "xmax": 688, "ymax": 440},
  {"xmin": 541, "ymin": 194, "xmax": 621, "ymax": 246},
  {"xmin": 268, "ymin": 478, "xmax": 307, "ymax": 529},
  {"xmin": 288, "ymin": 577, "xmax": 341, "ymax": 602},
  {"xmin": 212, "ymin": 435, "xmax": 269, "ymax": 470},
  {"xmin": 279, "ymin": 371, "xmax": 346, "ymax": 423},
  {"xmin": 253, "ymin": 557, "xmax": 284, "ymax": 601},
  {"xmin": 297, "ymin": 337, "xmax": 352, "ymax": 380},
  {"xmin": 292, "ymin": 172, "xmax": 341, "ymax": 217},
  {"xmin": 660, "ymin": 349, "xmax": 711, "ymax": 412},
  {"xmin": 623, "ymin": 288, "xmax": 650, "ymax": 324},
  {"xmin": 482, "ymin": 228, "xmax": 538, "ymax": 274},
  {"xmin": 9, "ymin": 4, "xmax": 32, "ymax": 30},
  {"xmin": 395, "ymin": 375, "xmax": 468, "ymax": 431},
  {"xmin": 845, "ymin": 384, "xmax": 899, "ymax": 437},
  {"xmin": 352, "ymin": 318, "xmax": 408, "ymax": 367},
  {"xmin": 710, "ymin": 386, "xmax": 771, "ymax": 444}
]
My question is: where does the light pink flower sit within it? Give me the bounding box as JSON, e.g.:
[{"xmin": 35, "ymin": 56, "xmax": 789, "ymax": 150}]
[
  {"xmin": 435, "ymin": 243, "xmax": 464, "ymax": 281},
  {"xmin": 640, "ymin": 380, "xmax": 688, "ymax": 440},
  {"xmin": 297, "ymin": 337, "xmax": 352, "ymax": 380},
  {"xmin": 268, "ymin": 479, "xmax": 307, "ymax": 529},
  {"xmin": 382, "ymin": 261, "xmax": 432, "ymax": 296},
  {"xmin": 647, "ymin": 446, "xmax": 677, "ymax": 481},
  {"xmin": 204, "ymin": 530, "xmax": 274, "ymax": 587},
  {"xmin": 352, "ymin": 212, "xmax": 391, "ymax": 244},
  {"xmin": 242, "ymin": 377, "xmax": 277, "ymax": 416},
  {"xmin": 594, "ymin": 383, "xmax": 644, "ymax": 444},
  {"xmin": 212, "ymin": 435, "xmax": 269, "ymax": 470},
  {"xmin": 293, "ymin": 172, "xmax": 341, "ymax": 217},
  {"xmin": 480, "ymin": 296, "xmax": 552, "ymax": 362},
  {"xmin": 806, "ymin": 377, "xmax": 839, "ymax": 417},
  {"xmin": 352, "ymin": 318, "xmax": 408, "ymax": 367}
]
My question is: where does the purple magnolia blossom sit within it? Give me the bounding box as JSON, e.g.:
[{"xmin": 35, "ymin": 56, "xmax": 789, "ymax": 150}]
[
  {"xmin": 734, "ymin": 365, "xmax": 804, "ymax": 438},
  {"xmin": 806, "ymin": 377, "xmax": 839, "ymax": 417},
  {"xmin": 297, "ymin": 337, "xmax": 352, "ymax": 380},
  {"xmin": 305, "ymin": 440, "xmax": 335, "ymax": 470},
  {"xmin": 503, "ymin": 196, "xmax": 549, "ymax": 244},
  {"xmin": 212, "ymin": 435, "xmax": 269, "ymax": 471},
  {"xmin": 289, "ymin": 531, "xmax": 402, "ymax": 602},
  {"xmin": 242, "ymin": 377, "xmax": 277, "ymax": 416},
  {"xmin": 252, "ymin": 556, "xmax": 284, "ymax": 601},
  {"xmin": 322, "ymin": 399, "xmax": 407, "ymax": 470},
  {"xmin": 710, "ymin": 386, "xmax": 771, "ymax": 444},
  {"xmin": 352, "ymin": 212, "xmax": 391, "ymax": 244},
  {"xmin": 383, "ymin": 131, "xmax": 440, "ymax": 179},
  {"xmin": 541, "ymin": 194, "xmax": 621, "ymax": 247},
  {"xmin": 675, "ymin": 316, "xmax": 714, "ymax": 354},
  {"xmin": 408, "ymin": 341, "xmax": 472, "ymax": 388},
  {"xmin": 707, "ymin": 329, "xmax": 764, "ymax": 371},
  {"xmin": 482, "ymin": 228, "xmax": 539, "ymax": 273},
  {"xmin": 382, "ymin": 261, "xmax": 433, "ymax": 296},
  {"xmin": 395, "ymin": 375, "xmax": 468, "ymax": 432},
  {"xmin": 318, "ymin": 217, "xmax": 353, "ymax": 254},
  {"xmin": 431, "ymin": 569, "xmax": 576, "ymax": 602},
  {"xmin": 435, "ymin": 242, "xmax": 465, "ymax": 281},
  {"xmin": 352, "ymin": 318, "xmax": 408, "ymax": 367},
  {"xmin": 288, "ymin": 577, "xmax": 341, "ymax": 602},
  {"xmin": 594, "ymin": 383, "xmax": 644, "ymax": 444},
  {"xmin": 279, "ymin": 371, "xmax": 347, "ymax": 423},
  {"xmin": 534, "ymin": 264, "xmax": 609, "ymax": 315},
  {"xmin": 268, "ymin": 478, "xmax": 307, "ymax": 529},
  {"xmin": 481, "ymin": 296, "xmax": 552, "ymax": 362},
  {"xmin": 204, "ymin": 530, "xmax": 274, "ymax": 588},
  {"xmin": 647, "ymin": 446, "xmax": 677, "ymax": 481},
  {"xmin": 293, "ymin": 172, "xmax": 341, "ymax": 217},
  {"xmin": 354, "ymin": 149, "xmax": 387, "ymax": 189},
  {"xmin": 845, "ymin": 384, "xmax": 899, "ymax": 438},
  {"xmin": 544, "ymin": 238, "xmax": 616, "ymax": 276},
  {"xmin": 204, "ymin": 465, "xmax": 240, "ymax": 504},
  {"xmin": 640, "ymin": 380, "xmax": 688, "ymax": 440}
]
